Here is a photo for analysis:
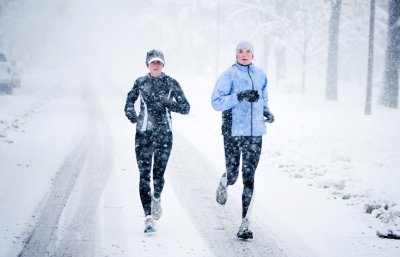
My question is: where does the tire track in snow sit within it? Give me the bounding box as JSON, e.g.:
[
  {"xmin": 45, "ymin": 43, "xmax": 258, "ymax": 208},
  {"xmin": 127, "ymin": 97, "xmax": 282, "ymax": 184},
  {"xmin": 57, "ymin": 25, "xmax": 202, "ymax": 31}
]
[
  {"xmin": 18, "ymin": 88, "xmax": 114, "ymax": 257},
  {"xmin": 49, "ymin": 102, "xmax": 114, "ymax": 257},
  {"xmin": 168, "ymin": 133, "xmax": 292, "ymax": 257},
  {"xmin": 17, "ymin": 131, "xmax": 91, "ymax": 257}
]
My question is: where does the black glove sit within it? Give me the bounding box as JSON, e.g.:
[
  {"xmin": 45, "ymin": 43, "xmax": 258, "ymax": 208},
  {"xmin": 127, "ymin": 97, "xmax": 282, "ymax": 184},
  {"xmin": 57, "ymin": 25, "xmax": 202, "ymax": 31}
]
[
  {"xmin": 154, "ymin": 96, "xmax": 173, "ymax": 109},
  {"xmin": 126, "ymin": 112, "xmax": 137, "ymax": 124},
  {"xmin": 163, "ymin": 99, "xmax": 178, "ymax": 110},
  {"xmin": 263, "ymin": 111, "xmax": 274, "ymax": 123},
  {"xmin": 237, "ymin": 90, "xmax": 259, "ymax": 102}
]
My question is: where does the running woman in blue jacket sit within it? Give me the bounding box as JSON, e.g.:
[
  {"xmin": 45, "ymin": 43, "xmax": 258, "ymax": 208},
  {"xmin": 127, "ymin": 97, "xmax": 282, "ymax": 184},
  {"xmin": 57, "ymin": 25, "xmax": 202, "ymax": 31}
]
[{"xmin": 211, "ymin": 41, "xmax": 274, "ymax": 239}]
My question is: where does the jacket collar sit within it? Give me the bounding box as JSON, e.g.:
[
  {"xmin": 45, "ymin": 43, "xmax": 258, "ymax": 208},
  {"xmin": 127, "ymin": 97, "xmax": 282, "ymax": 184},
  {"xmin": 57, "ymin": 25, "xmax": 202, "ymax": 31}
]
[
  {"xmin": 147, "ymin": 72, "xmax": 166, "ymax": 79},
  {"xmin": 234, "ymin": 62, "xmax": 254, "ymax": 72}
]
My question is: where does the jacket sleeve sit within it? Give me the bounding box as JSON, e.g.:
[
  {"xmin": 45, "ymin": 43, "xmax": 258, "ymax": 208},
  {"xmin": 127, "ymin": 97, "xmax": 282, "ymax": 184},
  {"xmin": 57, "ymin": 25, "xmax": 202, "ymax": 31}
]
[
  {"xmin": 167, "ymin": 80, "xmax": 190, "ymax": 114},
  {"xmin": 211, "ymin": 70, "xmax": 239, "ymax": 111},
  {"xmin": 262, "ymin": 74, "xmax": 270, "ymax": 113},
  {"xmin": 124, "ymin": 80, "xmax": 140, "ymax": 122}
]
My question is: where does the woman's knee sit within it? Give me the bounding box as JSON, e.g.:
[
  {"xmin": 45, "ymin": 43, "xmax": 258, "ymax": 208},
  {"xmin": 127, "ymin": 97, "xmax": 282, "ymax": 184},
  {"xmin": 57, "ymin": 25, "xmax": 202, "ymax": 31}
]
[{"xmin": 242, "ymin": 175, "xmax": 255, "ymax": 189}]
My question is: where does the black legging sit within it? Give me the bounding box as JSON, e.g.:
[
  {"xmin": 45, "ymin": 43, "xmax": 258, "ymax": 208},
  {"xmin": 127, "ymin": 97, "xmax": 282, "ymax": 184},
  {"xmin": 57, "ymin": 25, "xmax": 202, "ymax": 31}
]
[
  {"xmin": 223, "ymin": 136, "xmax": 262, "ymax": 218},
  {"xmin": 135, "ymin": 129, "xmax": 173, "ymax": 216}
]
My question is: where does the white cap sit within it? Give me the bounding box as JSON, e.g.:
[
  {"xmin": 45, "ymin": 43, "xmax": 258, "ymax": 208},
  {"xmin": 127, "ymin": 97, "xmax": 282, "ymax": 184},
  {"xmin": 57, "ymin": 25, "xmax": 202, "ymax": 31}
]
[{"xmin": 148, "ymin": 57, "xmax": 164, "ymax": 65}]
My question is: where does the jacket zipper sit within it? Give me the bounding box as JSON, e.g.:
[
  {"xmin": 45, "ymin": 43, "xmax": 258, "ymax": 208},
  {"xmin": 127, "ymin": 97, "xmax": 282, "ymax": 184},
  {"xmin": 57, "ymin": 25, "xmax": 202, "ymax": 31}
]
[{"xmin": 247, "ymin": 65, "xmax": 254, "ymax": 136}]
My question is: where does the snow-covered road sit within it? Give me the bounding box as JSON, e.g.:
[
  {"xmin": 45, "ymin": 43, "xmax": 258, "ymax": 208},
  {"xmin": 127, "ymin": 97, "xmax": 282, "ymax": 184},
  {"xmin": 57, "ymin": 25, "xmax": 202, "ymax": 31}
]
[
  {"xmin": 15, "ymin": 79, "xmax": 113, "ymax": 256},
  {"xmin": 1, "ymin": 71, "xmax": 399, "ymax": 257},
  {"xmin": 2, "ymin": 73, "xmax": 296, "ymax": 257},
  {"xmin": 167, "ymin": 133, "xmax": 314, "ymax": 257},
  {"xmin": 94, "ymin": 77, "xmax": 306, "ymax": 257}
]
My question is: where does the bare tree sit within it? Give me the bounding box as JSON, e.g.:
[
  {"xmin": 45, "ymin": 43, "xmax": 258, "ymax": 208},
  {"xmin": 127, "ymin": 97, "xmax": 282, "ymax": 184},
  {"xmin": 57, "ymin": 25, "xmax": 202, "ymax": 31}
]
[
  {"xmin": 325, "ymin": 0, "xmax": 342, "ymax": 101},
  {"xmin": 287, "ymin": 0, "xmax": 328, "ymax": 94},
  {"xmin": 365, "ymin": 0, "xmax": 375, "ymax": 115},
  {"xmin": 215, "ymin": 0, "xmax": 221, "ymax": 77},
  {"xmin": 379, "ymin": 0, "xmax": 400, "ymax": 108},
  {"xmin": 274, "ymin": 0, "xmax": 287, "ymax": 81}
]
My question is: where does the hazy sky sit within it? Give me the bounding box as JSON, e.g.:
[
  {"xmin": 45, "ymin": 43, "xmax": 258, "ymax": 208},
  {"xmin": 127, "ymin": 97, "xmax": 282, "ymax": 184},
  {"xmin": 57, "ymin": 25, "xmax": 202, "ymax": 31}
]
[{"xmin": 0, "ymin": 0, "xmax": 389, "ymax": 87}]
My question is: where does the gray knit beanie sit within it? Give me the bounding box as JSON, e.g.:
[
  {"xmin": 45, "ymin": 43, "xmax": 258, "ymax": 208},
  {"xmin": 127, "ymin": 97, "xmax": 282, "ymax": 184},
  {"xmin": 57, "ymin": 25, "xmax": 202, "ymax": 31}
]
[{"xmin": 236, "ymin": 41, "xmax": 254, "ymax": 53}]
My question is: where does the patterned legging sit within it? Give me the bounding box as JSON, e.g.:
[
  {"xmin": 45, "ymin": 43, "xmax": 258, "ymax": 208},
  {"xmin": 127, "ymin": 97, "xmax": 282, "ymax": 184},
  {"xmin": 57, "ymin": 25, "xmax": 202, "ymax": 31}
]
[
  {"xmin": 135, "ymin": 130, "xmax": 173, "ymax": 216},
  {"xmin": 223, "ymin": 135, "xmax": 262, "ymax": 218}
]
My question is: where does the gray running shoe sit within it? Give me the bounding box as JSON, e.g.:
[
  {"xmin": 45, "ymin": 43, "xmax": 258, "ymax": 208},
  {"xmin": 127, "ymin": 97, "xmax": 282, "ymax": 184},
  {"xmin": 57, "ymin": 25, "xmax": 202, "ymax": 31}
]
[
  {"xmin": 216, "ymin": 173, "xmax": 228, "ymax": 205},
  {"xmin": 144, "ymin": 215, "xmax": 156, "ymax": 233},
  {"xmin": 152, "ymin": 196, "xmax": 162, "ymax": 220},
  {"xmin": 237, "ymin": 217, "xmax": 253, "ymax": 239}
]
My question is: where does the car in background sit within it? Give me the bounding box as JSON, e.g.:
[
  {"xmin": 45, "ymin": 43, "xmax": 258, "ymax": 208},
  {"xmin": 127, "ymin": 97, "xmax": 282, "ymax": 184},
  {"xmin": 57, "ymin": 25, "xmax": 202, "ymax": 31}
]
[
  {"xmin": 0, "ymin": 52, "xmax": 13, "ymax": 94},
  {"xmin": 10, "ymin": 60, "xmax": 22, "ymax": 88},
  {"xmin": 0, "ymin": 52, "xmax": 22, "ymax": 94}
]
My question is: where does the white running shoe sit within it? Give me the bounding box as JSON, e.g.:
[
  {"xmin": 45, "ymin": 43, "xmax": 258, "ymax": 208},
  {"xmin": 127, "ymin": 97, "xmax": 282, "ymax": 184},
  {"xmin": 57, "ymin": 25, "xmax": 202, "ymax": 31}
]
[
  {"xmin": 216, "ymin": 173, "xmax": 228, "ymax": 205},
  {"xmin": 144, "ymin": 215, "xmax": 156, "ymax": 233},
  {"xmin": 152, "ymin": 196, "xmax": 162, "ymax": 220},
  {"xmin": 237, "ymin": 217, "xmax": 253, "ymax": 239}
]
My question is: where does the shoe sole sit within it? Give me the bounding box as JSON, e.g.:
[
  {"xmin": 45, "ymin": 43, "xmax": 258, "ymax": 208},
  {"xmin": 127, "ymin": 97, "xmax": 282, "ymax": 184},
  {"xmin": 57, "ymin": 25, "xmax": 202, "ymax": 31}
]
[
  {"xmin": 237, "ymin": 233, "xmax": 253, "ymax": 239},
  {"xmin": 237, "ymin": 235, "xmax": 253, "ymax": 240},
  {"xmin": 216, "ymin": 197, "xmax": 227, "ymax": 205},
  {"xmin": 144, "ymin": 227, "xmax": 156, "ymax": 233}
]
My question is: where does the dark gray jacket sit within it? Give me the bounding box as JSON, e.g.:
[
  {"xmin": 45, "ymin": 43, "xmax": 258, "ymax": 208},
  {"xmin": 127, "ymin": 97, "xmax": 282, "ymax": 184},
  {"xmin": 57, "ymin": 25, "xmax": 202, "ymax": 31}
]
[{"xmin": 125, "ymin": 73, "xmax": 190, "ymax": 131}]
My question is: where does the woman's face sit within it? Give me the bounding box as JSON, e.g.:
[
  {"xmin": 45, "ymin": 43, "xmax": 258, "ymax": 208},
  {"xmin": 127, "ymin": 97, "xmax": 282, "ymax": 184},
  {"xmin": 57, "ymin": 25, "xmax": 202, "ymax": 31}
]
[
  {"xmin": 236, "ymin": 49, "xmax": 253, "ymax": 65},
  {"xmin": 148, "ymin": 61, "xmax": 164, "ymax": 77}
]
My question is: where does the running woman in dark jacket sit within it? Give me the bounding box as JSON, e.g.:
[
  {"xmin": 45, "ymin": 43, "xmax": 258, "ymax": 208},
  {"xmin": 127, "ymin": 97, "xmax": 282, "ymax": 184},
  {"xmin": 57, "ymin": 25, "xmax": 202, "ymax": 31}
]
[{"xmin": 124, "ymin": 49, "xmax": 190, "ymax": 233}]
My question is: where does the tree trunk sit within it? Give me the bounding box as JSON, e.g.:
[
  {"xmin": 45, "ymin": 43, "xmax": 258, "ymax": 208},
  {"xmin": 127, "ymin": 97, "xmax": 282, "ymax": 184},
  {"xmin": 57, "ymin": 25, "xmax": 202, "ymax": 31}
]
[
  {"xmin": 215, "ymin": 0, "xmax": 220, "ymax": 78},
  {"xmin": 263, "ymin": 0, "xmax": 271, "ymax": 72},
  {"xmin": 325, "ymin": 0, "xmax": 342, "ymax": 101},
  {"xmin": 275, "ymin": 46, "xmax": 286, "ymax": 81},
  {"xmin": 274, "ymin": 0, "xmax": 287, "ymax": 82},
  {"xmin": 263, "ymin": 35, "xmax": 270, "ymax": 71},
  {"xmin": 301, "ymin": 11, "xmax": 309, "ymax": 95},
  {"xmin": 365, "ymin": 0, "xmax": 375, "ymax": 115},
  {"xmin": 380, "ymin": 0, "xmax": 400, "ymax": 108}
]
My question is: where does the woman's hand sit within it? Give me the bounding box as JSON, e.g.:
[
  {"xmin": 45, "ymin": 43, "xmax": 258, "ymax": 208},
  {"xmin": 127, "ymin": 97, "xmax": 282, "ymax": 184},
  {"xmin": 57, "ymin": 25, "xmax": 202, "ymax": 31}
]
[{"xmin": 237, "ymin": 90, "xmax": 259, "ymax": 102}]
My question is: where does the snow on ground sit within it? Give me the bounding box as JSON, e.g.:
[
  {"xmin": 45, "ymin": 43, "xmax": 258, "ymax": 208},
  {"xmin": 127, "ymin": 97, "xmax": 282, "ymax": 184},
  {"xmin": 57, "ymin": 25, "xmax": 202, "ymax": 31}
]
[
  {"xmin": 0, "ymin": 69, "xmax": 399, "ymax": 257},
  {"xmin": 0, "ymin": 69, "xmax": 87, "ymax": 256},
  {"xmin": 172, "ymin": 75, "xmax": 400, "ymax": 256}
]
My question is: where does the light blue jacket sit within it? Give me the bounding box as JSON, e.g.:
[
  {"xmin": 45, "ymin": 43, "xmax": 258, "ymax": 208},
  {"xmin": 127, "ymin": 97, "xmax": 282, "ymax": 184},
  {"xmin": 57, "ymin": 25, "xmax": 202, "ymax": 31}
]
[{"xmin": 211, "ymin": 63, "xmax": 270, "ymax": 137}]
